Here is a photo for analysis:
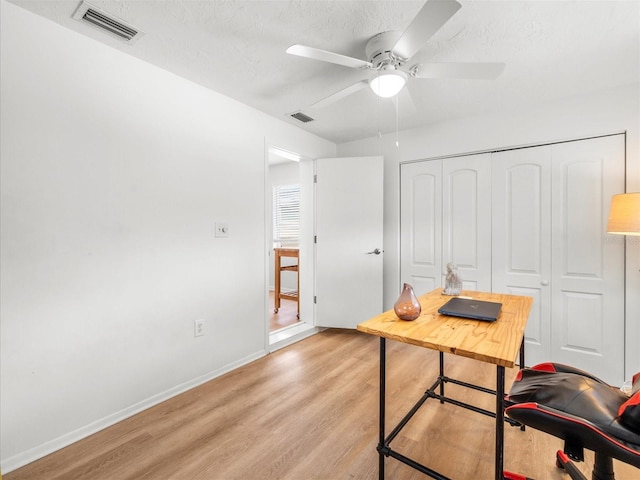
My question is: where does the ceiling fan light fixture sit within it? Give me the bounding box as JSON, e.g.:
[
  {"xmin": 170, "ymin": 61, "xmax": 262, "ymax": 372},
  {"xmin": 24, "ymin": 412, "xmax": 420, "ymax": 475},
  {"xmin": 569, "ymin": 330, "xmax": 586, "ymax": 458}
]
[{"xmin": 369, "ymin": 69, "xmax": 407, "ymax": 98}]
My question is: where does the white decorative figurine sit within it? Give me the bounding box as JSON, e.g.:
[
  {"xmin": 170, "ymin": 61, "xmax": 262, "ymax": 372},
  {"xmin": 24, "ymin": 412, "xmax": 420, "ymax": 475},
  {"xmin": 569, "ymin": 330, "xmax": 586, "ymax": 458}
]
[{"xmin": 443, "ymin": 263, "xmax": 463, "ymax": 295}]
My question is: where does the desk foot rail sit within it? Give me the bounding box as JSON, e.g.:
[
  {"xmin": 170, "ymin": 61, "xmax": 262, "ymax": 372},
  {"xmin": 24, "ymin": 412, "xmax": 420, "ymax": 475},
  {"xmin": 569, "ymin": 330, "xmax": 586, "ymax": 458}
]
[
  {"xmin": 378, "ymin": 445, "xmax": 451, "ymax": 480},
  {"xmin": 439, "ymin": 374, "xmax": 497, "ymax": 395},
  {"xmin": 427, "ymin": 377, "xmax": 521, "ymax": 427},
  {"xmin": 385, "ymin": 391, "xmax": 431, "ymax": 445},
  {"xmin": 383, "ymin": 376, "xmax": 520, "ymax": 454}
]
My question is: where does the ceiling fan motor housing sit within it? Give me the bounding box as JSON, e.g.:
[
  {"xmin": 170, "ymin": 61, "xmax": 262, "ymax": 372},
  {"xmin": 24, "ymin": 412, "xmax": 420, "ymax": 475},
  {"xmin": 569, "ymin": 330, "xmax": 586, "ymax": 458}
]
[{"xmin": 365, "ymin": 31, "xmax": 404, "ymax": 69}]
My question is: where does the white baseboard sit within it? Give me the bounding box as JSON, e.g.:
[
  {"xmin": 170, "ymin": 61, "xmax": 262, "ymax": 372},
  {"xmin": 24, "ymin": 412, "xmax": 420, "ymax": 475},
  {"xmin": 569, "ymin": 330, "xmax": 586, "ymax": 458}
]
[{"xmin": 1, "ymin": 349, "xmax": 268, "ymax": 474}]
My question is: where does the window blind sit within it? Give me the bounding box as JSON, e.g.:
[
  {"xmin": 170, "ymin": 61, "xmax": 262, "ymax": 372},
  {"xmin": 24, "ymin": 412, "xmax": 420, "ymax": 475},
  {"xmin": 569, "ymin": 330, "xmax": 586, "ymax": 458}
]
[{"xmin": 273, "ymin": 184, "xmax": 300, "ymax": 247}]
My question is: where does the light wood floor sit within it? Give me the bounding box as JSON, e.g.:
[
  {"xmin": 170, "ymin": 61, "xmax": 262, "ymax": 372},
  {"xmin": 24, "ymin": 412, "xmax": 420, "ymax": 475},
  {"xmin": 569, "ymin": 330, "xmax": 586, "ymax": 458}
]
[
  {"xmin": 6, "ymin": 329, "xmax": 639, "ymax": 480},
  {"xmin": 269, "ymin": 291, "xmax": 299, "ymax": 332}
]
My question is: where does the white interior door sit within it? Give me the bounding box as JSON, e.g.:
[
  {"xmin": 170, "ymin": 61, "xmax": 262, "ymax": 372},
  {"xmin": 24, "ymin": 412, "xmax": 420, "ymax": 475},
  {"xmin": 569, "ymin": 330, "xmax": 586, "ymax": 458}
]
[{"xmin": 315, "ymin": 156, "xmax": 384, "ymax": 328}]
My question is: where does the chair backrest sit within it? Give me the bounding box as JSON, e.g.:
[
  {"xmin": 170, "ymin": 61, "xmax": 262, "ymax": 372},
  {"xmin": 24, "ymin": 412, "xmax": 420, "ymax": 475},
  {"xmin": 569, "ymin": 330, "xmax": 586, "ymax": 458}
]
[{"xmin": 619, "ymin": 372, "xmax": 640, "ymax": 434}]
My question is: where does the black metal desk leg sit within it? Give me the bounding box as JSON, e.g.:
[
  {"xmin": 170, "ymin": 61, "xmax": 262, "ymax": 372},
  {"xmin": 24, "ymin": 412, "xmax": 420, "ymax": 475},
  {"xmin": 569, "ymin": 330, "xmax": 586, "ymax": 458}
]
[
  {"xmin": 379, "ymin": 337, "xmax": 386, "ymax": 480},
  {"xmin": 495, "ymin": 365, "xmax": 505, "ymax": 480},
  {"xmin": 518, "ymin": 339, "xmax": 527, "ymax": 431},
  {"xmin": 439, "ymin": 351, "xmax": 445, "ymax": 403}
]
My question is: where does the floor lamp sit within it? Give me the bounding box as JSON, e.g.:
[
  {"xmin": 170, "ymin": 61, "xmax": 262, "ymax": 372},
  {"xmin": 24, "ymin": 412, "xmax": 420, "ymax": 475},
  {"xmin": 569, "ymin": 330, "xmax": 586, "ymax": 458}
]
[{"xmin": 607, "ymin": 193, "xmax": 640, "ymax": 236}]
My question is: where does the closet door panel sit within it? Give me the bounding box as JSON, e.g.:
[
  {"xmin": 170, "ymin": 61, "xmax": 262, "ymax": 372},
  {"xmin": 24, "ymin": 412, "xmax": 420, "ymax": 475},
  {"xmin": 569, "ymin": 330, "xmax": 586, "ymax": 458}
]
[
  {"xmin": 564, "ymin": 160, "xmax": 605, "ymax": 275},
  {"xmin": 400, "ymin": 161, "xmax": 442, "ymax": 296},
  {"xmin": 492, "ymin": 146, "xmax": 552, "ymax": 366},
  {"xmin": 562, "ymin": 292, "xmax": 604, "ymax": 353},
  {"xmin": 442, "ymin": 154, "xmax": 492, "ymax": 291},
  {"xmin": 550, "ymin": 135, "xmax": 625, "ymax": 384}
]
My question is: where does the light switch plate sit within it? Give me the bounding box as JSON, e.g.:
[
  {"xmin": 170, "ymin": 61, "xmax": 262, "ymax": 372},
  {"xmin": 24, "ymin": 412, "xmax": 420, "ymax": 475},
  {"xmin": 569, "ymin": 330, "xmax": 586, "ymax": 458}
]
[{"xmin": 215, "ymin": 223, "xmax": 229, "ymax": 238}]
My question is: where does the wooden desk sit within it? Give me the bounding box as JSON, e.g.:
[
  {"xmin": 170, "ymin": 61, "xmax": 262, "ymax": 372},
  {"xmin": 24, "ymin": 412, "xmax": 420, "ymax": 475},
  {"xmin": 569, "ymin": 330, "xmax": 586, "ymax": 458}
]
[
  {"xmin": 273, "ymin": 247, "xmax": 299, "ymax": 317},
  {"xmin": 357, "ymin": 288, "xmax": 532, "ymax": 480}
]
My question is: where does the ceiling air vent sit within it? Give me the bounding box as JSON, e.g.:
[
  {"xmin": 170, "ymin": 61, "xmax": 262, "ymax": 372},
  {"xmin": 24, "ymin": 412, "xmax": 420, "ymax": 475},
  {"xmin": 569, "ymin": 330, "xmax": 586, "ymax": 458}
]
[
  {"xmin": 290, "ymin": 112, "xmax": 314, "ymax": 123},
  {"xmin": 72, "ymin": 1, "xmax": 144, "ymax": 44}
]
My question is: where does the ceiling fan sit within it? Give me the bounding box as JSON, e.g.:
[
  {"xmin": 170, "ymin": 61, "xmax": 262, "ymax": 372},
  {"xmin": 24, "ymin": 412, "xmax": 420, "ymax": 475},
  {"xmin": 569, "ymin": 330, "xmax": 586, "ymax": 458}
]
[{"xmin": 286, "ymin": 0, "xmax": 504, "ymax": 108}]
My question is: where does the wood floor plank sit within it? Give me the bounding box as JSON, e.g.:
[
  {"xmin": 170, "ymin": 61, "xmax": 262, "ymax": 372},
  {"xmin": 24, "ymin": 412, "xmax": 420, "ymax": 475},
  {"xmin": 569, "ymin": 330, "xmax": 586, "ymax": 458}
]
[{"xmin": 6, "ymin": 329, "xmax": 639, "ymax": 479}]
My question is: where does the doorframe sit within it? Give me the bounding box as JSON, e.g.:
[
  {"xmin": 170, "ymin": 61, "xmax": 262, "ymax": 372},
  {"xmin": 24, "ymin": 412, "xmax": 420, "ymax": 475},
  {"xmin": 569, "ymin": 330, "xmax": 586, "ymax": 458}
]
[{"xmin": 264, "ymin": 140, "xmax": 318, "ymax": 352}]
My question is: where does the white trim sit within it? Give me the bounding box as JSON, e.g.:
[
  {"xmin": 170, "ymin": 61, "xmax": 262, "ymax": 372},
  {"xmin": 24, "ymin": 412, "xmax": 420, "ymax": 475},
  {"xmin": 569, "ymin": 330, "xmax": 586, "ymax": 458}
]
[
  {"xmin": 264, "ymin": 138, "xmax": 272, "ymax": 355},
  {"xmin": 399, "ymin": 130, "xmax": 627, "ymax": 166},
  {"xmin": 269, "ymin": 322, "xmax": 319, "ymax": 352}
]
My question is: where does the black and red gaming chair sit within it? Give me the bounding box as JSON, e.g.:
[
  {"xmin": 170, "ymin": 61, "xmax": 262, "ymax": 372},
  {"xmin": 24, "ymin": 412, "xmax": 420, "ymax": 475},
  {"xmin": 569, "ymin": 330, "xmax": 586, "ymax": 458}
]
[{"xmin": 504, "ymin": 363, "xmax": 640, "ymax": 480}]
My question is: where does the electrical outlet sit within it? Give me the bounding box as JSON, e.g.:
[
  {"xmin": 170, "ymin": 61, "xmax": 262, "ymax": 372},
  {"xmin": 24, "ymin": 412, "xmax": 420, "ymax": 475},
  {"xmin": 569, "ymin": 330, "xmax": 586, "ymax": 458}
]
[
  {"xmin": 194, "ymin": 319, "xmax": 205, "ymax": 337},
  {"xmin": 215, "ymin": 223, "xmax": 229, "ymax": 238}
]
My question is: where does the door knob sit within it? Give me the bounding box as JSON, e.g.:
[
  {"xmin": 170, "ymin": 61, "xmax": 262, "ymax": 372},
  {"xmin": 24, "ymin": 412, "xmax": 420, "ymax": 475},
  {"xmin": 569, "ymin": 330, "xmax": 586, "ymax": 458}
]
[
  {"xmin": 366, "ymin": 248, "xmax": 382, "ymax": 255},
  {"xmin": 541, "ymin": 280, "xmax": 549, "ymax": 286}
]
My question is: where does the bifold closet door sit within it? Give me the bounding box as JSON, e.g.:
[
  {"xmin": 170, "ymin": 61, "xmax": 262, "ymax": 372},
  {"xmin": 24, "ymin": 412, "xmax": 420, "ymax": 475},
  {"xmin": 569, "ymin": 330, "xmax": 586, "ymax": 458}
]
[
  {"xmin": 400, "ymin": 154, "xmax": 491, "ymax": 296},
  {"xmin": 492, "ymin": 135, "xmax": 625, "ymax": 383}
]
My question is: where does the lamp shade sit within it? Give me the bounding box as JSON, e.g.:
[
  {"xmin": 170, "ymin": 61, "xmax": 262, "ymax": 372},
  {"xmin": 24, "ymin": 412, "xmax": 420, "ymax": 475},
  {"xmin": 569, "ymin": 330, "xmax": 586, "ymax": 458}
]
[
  {"xmin": 606, "ymin": 193, "xmax": 640, "ymax": 235},
  {"xmin": 369, "ymin": 70, "xmax": 407, "ymax": 98}
]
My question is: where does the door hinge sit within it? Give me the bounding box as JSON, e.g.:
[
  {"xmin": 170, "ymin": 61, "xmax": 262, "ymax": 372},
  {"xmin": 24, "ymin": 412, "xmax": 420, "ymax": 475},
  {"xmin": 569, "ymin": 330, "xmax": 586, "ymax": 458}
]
[
  {"xmin": 314, "ymin": 174, "xmax": 317, "ymax": 183},
  {"xmin": 314, "ymin": 235, "xmax": 317, "ymax": 244},
  {"xmin": 314, "ymin": 296, "xmax": 317, "ymax": 304}
]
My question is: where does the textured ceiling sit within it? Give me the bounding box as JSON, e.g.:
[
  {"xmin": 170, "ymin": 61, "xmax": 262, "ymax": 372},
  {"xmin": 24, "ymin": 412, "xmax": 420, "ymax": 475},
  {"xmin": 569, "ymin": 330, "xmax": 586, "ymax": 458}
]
[{"xmin": 7, "ymin": 0, "xmax": 640, "ymax": 144}]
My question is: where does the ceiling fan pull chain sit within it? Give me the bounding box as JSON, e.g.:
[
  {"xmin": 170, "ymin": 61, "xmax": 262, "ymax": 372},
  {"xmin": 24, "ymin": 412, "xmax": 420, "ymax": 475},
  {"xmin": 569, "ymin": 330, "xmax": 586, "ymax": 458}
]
[{"xmin": 395, "ymin": 95, "xmax": 400, "ymax": 148}]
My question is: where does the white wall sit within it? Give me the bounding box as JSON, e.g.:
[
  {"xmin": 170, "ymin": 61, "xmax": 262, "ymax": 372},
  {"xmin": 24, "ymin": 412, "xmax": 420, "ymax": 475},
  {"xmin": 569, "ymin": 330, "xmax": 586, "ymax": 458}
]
[
  {"xmin": 0, "ymin": 1, "xmax": 336, "ymax": 472},
  {"xmin": 338, "ymin": 82, "xmax": 640, "ymax": 381}
]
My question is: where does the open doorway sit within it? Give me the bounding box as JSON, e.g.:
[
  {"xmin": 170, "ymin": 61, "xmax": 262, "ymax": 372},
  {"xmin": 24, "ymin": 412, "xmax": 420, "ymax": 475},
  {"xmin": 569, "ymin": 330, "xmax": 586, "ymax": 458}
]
[
  {"xmin": 268, "ymin": 149, "xmax": 301, "ymax": 333},
  {"xmin": 267, "ymin": 146, "xmax": 317, "ymax": 350}
]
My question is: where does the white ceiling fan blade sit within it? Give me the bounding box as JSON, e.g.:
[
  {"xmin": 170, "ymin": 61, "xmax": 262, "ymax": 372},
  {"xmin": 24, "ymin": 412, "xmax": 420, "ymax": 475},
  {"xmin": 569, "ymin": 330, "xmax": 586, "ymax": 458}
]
[
  {"xmin": 412, "ymin": 62, "xmax": 506, "ymax": 79},
  {"xmin": 309, "ymin": 80, "xmax": 369, "ymax": 109},
  {"xmin": 392, "ymin": 0, "xmax": 462, "ymax": 61},
  {"xmin": 286, "ymin": 45, "xmax": 372, "ymax": 69}
]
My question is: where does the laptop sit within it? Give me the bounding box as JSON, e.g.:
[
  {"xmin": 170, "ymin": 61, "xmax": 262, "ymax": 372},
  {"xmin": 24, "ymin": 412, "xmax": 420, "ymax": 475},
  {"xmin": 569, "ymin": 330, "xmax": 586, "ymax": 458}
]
[{"xmin": 437, "ymin": 297, "xmax": 502, "ymax": 322}]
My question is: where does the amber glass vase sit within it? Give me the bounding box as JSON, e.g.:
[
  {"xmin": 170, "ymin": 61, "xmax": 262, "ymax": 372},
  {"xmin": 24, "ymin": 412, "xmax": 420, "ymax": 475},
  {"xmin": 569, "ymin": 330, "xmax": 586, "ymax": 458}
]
[{"xmin": 394, "ymin": 283, "xmax": 421, "ymax": 321}]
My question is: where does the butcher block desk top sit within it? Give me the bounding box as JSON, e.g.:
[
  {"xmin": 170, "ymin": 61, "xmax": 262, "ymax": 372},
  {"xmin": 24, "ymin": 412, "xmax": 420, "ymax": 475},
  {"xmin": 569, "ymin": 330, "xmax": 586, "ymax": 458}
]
[{"xmin": 357, "ymin": 288, "xmax": 532, "ymax": 368}]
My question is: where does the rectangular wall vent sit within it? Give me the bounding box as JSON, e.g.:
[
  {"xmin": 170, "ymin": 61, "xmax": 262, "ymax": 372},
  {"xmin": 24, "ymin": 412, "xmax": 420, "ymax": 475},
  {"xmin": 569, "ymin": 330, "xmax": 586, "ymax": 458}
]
[
  {"xmin": 73, "ymin": 1, "xmax": 144, "ymax": 44},
  {"xmin": 290, "ymin": 112, "xmax": 314, "ymax": 123}
]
